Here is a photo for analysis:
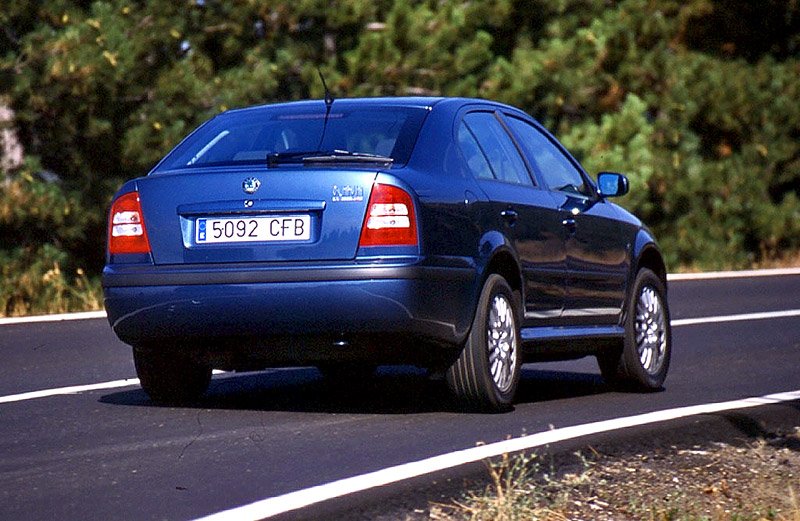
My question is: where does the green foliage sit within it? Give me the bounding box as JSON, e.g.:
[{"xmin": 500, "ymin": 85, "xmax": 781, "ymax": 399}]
[
  {"xmin": 1, "ymin": 0, "xmax": 799, "ymax": 314},
  {"xmin": 344, "ymin": 0, "xmax": 507, "ymax": 96},
  {"xmin": 0, "ymin": 159, "xmax": 102, "ymax": 315},
  {"xmin": 560, "ymin": 93, "xmax": 656, "ymax": 203}
]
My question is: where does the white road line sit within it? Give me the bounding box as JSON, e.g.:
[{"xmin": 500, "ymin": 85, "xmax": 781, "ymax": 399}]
[
  {"xmin": 0, "ymin": 310, "xmax": 107, "ymax": 326},
  {"xmin": 0, "ymin": 378, "xmax": 140, "ymax": 404},
  {"xmin": 0, "ymin": 370, "xmax": 233, "ymax": 405},
  {"xmin": 672, "ymin": 309, "xmax": 800, "ymax": 327},
  {"xmin": 667, "ymin": 267, "xmax": 800, "ymax": 281},
  {"xmin": 193, "ymin": 389, "xmax": 800, "ymax": 521}
]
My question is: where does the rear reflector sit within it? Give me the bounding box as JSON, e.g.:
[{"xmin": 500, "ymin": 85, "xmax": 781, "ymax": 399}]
[
  {"xmin": 359, "ymin": 184, "xmax": 418, "ymax": 247},
  {"xmin": 108, "ymin": 191, "xmax": 151, "ymax": 254}
]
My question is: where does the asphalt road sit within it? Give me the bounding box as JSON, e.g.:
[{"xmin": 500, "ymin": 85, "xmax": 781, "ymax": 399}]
[{"xmin": 1, "ymin": 272, "xmax": 799, "ymax": 520}]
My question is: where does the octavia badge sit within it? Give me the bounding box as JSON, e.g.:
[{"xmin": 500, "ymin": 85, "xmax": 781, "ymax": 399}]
[{"xmin": 242, "ymin": 177, "xmax": 261, "ymax": 194}]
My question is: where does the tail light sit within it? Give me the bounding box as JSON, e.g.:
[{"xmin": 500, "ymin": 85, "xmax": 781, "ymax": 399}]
[
  {"xmin": 359, "ymin": 183, "xmax": 418, "ymax": 247},
  {"xmin": 108, "ymin": 191, "xmax": 151, "ymax": 254}
]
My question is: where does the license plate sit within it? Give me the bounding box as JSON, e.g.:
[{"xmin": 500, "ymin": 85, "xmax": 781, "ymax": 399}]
[{"xmin": 196, "ymin": 215, "xmax": 311, "ymax": 244}]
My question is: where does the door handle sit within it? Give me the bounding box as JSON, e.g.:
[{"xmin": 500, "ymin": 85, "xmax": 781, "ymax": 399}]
[{"xmin": 501, "ymin": 209, "xmax": 519, "ymax": 226}]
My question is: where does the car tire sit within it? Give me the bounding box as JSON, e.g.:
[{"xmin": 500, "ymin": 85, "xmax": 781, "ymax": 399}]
[
  {"xmin": 446, "ymin": 274, "xmax": 521, "ymax": 412},
  {"xmin": 133, "ymin": 346, "xmax": 212, "ymax": 404},
  {"xmin": 598, "ymin": 268, "xmax": 671, "ymax": 390}
]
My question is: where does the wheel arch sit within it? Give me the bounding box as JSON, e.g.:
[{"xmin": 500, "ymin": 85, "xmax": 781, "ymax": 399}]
[
  {"xmin": 484, "ymin": 250, "xmax": 523, "ymax": 296},
  {"xmin": 478, "ymin": 231, "xmax": 524, "ymax": 303},
  {"xmin": 619, "ymin": 230, "xmax": 668, "ymax": 327},
  {"xmin": 632, "ymin": 230, "xmax": 668, "ymax": 288}
]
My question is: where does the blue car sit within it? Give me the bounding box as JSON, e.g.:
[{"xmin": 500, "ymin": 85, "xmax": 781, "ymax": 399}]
[{"xmin": 103, "ymin": 97, "xmax": 671, "ymax": 411}]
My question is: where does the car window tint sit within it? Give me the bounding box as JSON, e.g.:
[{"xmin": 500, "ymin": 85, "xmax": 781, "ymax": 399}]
[
  {"xmin": 506, "ymin": 116, "xmax": 588, "ymax": 196},
  {"xmin": 457, "ymin": 122, "xmax": 495, "ymax": 180},
  {"xmin": 462, "ymin": 112, "xmax": 533, "ymax": 186},
  {"xmin": 155, "ymin": 105, "xmax": 428, "ymax": 171}
]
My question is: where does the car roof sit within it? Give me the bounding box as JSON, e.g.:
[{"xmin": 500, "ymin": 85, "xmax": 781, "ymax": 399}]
[
  {"xmin": 219, "ymin": 96, "xmax": 528, "ymax": 116},
  {"xmin": 222, "ymin": 97, "xmax": 447, "ymax": 115}
]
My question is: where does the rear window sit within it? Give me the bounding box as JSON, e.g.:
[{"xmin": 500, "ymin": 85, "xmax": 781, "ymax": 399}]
[{"xmin": 153, "ymin": 103, "xmax": 429, "ymax": 171}]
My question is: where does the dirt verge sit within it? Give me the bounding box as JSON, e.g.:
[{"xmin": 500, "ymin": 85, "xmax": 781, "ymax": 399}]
[{"xmin": 430, "ymin": 428, "xmax": 800, "ymax": 520}]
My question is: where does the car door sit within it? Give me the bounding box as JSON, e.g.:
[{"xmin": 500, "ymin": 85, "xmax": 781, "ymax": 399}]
[
  {"xmin": 503, "ymin": 115, "xmax": 630, "ymax": 325},
  {"xmin": 457, "ymin": 110, "xmax": 566, "ymax": 323}
]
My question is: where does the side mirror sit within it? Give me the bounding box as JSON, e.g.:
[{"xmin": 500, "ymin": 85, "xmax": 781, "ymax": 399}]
[{"xmin": 597, "ymin": 172, "xmax": 629, "ymax": 198}]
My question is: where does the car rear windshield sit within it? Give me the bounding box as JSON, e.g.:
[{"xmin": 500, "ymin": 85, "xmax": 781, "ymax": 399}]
[{"xmin": 153, "ymin": 103, "xmax": 429, "ymax": 172}]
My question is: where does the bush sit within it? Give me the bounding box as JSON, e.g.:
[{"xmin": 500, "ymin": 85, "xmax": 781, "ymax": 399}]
[{"xmin": 0, "ymin": 160, "xmax": 102, "ymax": 316}]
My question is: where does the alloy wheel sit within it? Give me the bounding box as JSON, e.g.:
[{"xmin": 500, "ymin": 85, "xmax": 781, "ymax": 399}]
[
  {"xmin": 486, "ymin": 294, "xmax": 518, "ymax": 393},
  {"xmin": 635, "ymin": 286, "xmax": 668, "ymax": 375}
]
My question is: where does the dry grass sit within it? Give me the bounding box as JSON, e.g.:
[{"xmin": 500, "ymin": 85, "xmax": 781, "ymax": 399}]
[
  {"xmin": 429, "ymin": 429, "xmax": 800, "ymax": 521},
  {"xmin": 0, "ymin": 258, "xmax": 103, "ymax": 317},
  {"xmin": 752, "ymin": 250, "xmax": 800, "ymax": 270}
]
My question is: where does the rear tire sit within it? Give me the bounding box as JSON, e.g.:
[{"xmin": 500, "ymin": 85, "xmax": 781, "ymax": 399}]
[
  {"xmin": 133, "ymin": 346, "xmax": 212, "ymax": 405},
  {"xmin": 446, "ymin": 274, "xmax": 521, "ymax": 412},
  {"xmin": 598, "ymin": 268, "xmax": 671, "ymax": 390}
]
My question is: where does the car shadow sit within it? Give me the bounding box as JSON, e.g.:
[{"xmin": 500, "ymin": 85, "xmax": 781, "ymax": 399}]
[
  {"xmin": 99, "ymin": 365, "xmax": 613, "ymax": 414},
  {"xmin": 516, "ymin": 367, "xmax": 609, "ymax": 403}
]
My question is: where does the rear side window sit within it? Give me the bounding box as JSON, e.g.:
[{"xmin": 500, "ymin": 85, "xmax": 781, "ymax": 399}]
[
  {"xmin": 154, "ymin": 104, "xmax": 429, "ymax": 171},
  {"xmin": 505, "ymin": 116, "xmax": 589, "ymax": 196},
  {"xmin": 458, "ymin": 112, "xmax": 533, "ymax": 187},
  {"xmin": 457, "ymin": 123, "xmax": 494, "ymax": 180}
]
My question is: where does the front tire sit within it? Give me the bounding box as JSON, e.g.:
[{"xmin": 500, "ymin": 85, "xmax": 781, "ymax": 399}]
[
  {"xmin": 446, "ymin": 274, "xmax": 521, "ymax": 412},
  {"xmin": 599, "ymin": 268, "xmax": 671, "ymax": 390},
  {"xmin": 133, "ymin": 346, "xmax": 212, "ymax": 405}
]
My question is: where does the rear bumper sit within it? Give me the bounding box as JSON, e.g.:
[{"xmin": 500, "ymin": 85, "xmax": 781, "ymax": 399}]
[{"xmin": 102, "ymin": 259, "xmax": 478, "ymax": 360}]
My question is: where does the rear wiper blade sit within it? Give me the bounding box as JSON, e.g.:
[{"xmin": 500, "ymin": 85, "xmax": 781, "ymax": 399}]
[
  {"xmin": 267, "ymin": 150, "xmax": 393, "ymax": 167},
  {"xmin": 302, "ymin": 150, "xmax": 394, "ymax": 167},
  {"xmin": 267, "ymin": 150, "xmax": 320, "ymax": 167}
]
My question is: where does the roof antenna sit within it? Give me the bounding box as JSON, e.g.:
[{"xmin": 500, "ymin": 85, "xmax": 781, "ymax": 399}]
[
  {"xmin": 318, "ymin": 68, "xmax": 334, "ymax": 108},
  {"xmin": 315, "ymin": 67, "xmax": 334, "ymax": 152}
]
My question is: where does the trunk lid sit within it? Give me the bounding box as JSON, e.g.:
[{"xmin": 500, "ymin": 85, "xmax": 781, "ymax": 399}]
[{"xmin": 136, "ymin": 167, "xmax": 377, "ymax": 264}]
